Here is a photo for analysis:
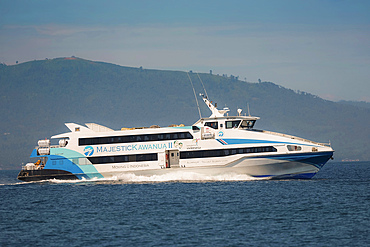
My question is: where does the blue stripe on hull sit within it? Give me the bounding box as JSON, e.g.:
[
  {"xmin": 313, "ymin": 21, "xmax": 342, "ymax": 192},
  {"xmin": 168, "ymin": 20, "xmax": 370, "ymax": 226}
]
[
  {"xmin": 266, "ymin": 151, "xmax": 333, "ymax": 169},
  {"xmin": 217, "ymin": 138, "xmax": 319, "ymax": 146},
  {"xmin": 287, "ymin": 173, "xmax": 317, "ymax": 179},
  {"xmin": 253, "ymin": 173, "xmax": 316, "ymax": 179}
]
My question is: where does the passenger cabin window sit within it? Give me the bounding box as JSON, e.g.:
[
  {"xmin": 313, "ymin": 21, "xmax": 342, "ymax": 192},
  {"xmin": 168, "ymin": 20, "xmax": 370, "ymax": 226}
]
[
  {"xmin": 180, "ymin": 146, "xmax": 277, "ymax": 159},
  {"xmin": 240, "ymin": 120, "xmax": 255, "ymax": 129},
  {"xmin": 226, "ymin": 120, "xmax": 241, "ymax": 129},
  {"xmin": 79, "ymin": 132, "xmax": 193, "ymax": 146},
  {"xmin": 205, "ymin": 122, "xmax": 218, "ymax": 129}
]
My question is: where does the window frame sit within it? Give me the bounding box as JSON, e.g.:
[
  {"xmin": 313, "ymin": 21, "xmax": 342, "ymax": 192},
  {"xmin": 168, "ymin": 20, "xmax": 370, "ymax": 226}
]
[{"xmin": 225, "ymin": 120, "xmax": 241, "ymax": 129}]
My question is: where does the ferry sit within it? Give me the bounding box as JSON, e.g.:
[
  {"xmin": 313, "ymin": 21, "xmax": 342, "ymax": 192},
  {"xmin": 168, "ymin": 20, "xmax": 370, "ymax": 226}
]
[{"xmin": 17, "ymin": 94, "xmax": 334, "ymax": 181}]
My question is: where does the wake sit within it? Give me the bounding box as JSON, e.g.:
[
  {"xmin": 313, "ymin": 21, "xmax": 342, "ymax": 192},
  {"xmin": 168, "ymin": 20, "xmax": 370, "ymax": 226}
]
[{"xmin": 9, "ymin": 171, "xmax": 263, "ymax": 185}]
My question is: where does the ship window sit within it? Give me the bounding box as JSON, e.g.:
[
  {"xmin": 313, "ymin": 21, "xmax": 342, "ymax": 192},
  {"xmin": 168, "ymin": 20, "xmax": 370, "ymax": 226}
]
[
  {"xmin": 226, "ymin": 120, "xmax": 241, "ymax": 129},
  {"xmin": 129, "ymin": 155, "xmax": 136, "ymax": 162},
  {"xmin": 205, "ymin": 122, "xmax": 218, "ymax": 129},
  {"xmin": 240, "ymin": 120, "xmax": 255, "ymax": 129},
  {"xmin": 79, "ymin": 132, "xmax": 193, "ymax": 146},
  {"xmin": 180, "ymin": 146, "xmax": 277, "ymax": 159},
  {"xmin": 88, "ymin": 153, "xmax": 158, "ymax": 164}
]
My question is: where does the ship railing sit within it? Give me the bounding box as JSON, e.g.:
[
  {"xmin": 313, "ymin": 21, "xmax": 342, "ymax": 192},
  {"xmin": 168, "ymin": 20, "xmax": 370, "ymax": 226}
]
[
  {"xmin": 35, "ymin": 145, "xmax": 64, "ymax": 149},
  {"xmin": 21, "ymin": 165, "xmax": 44, "ymax": 171},
  {"xmin": 50, "ymin": 145, "xmax": 62, "ymax": 148},
  {"xmin": 251, "ymin": 129, "xmax": 331, "ymax": 147}
]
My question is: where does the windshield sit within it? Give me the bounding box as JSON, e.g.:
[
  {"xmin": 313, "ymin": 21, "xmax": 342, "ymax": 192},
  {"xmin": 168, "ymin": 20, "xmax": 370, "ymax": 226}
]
[
  {"xmin": 226, "ymin": 120, "xmax": 241, "ymax": 129},
  {"xmin": 204, "ymin": 122, "xmax": 218, "ymax": 129},
  {"xmin": 240, "ymin": 120, "xmax": 255, "ymax": 129}
]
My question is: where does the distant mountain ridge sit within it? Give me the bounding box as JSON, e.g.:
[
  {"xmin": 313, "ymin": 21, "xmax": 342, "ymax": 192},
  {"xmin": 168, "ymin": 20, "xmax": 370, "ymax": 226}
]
[{"xmin": 0, "ymin": 57, "xmax": 369, "ymax": 169}]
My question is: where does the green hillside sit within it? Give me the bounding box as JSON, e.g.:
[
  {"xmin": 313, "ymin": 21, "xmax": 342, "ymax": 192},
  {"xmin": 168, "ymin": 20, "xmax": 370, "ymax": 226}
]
[{"xmin": 0, "ymin": 57, "xmax": 369, "ymax": 169}]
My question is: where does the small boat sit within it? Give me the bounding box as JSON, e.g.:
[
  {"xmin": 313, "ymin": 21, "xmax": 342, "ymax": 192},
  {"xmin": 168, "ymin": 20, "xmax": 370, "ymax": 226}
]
[{"xmin": 17, "ymin": 94, "xmax": 334, "ymax": 181}]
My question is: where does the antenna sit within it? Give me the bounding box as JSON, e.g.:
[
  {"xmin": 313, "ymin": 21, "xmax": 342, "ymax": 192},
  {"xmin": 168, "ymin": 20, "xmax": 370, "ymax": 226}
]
[
  {"xmin": 197, "ymin": 73, "xmax": 209, "ymax": 99},
  {"xmin": 187, "ymin": 72, "xmax": 202, "ymax": 118},
  {"xmin": 247, "ymin": 103, "xmax": 251, "ymax": 116}
]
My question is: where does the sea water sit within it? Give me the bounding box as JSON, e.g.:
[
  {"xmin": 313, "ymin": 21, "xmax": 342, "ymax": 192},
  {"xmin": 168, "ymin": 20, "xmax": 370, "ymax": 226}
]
[{"xmin": 0, "ymin": 162, "xmax": 369, "ymax": 246}]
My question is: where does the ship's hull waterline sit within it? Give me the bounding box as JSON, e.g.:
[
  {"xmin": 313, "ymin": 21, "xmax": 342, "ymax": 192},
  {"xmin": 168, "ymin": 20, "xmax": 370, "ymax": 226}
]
[{"xmin": 17, "ymin": 151, "xmax": 333, "ymax": 181}]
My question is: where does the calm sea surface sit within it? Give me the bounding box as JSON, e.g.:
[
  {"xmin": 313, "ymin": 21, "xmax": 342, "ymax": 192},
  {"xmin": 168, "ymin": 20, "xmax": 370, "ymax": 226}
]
[{"xmin": 0, "ymin": 162, "xmax": 369, "ymax": 246}]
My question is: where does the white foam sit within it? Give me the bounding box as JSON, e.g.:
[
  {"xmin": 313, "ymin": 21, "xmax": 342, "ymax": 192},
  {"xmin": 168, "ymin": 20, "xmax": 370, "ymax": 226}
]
[
  {"xmin": 47, "ymin": 176, "xmax": 117, "ymax": 184},
  {"xmin": 11, "ymin": 172, "xmax": 263, "ymax": 185},
  {"xmin": 114, "ymin": 171, "xmax": 260, "ymax": 183}
]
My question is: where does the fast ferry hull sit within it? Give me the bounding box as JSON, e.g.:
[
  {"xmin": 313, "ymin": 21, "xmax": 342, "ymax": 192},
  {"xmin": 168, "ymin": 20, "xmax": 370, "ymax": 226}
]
[
  {"xmin": 118, "ymin": 151, "xmax": 332, "ymax": 180},
  {"xmin": 17, "ymin": 151, "xmax": 333, "ymax": 182},
  {"xmin": 233, "ymin": 151, "xmax": 333, "ymax": 179}
]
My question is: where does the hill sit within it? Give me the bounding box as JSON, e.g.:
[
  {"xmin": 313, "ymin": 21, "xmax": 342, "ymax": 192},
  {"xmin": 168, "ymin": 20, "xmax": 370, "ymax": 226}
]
[
  {"xmin": 0, "ymin": 57, "xmax": 369, "ymax": 169},
  {"xmin": 338, "ymin": 100, "xmax": 370, "ymax": 109}
]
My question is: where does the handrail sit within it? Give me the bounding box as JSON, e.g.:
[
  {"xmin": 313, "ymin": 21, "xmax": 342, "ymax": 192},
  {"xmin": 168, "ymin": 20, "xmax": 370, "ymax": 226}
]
[
  {"xmin": 34, "ymin": 145, "xmax": 64, "ymax": 149},
  {"xmin": 21, "ymin": 165, "xmax": 43, "ymax": 170}
]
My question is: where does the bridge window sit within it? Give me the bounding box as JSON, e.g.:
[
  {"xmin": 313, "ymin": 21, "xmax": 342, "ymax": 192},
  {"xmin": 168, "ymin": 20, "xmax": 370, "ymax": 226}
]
[
  {"xmin": 205, "ymin": 122, "xmax": 218, "ymax": 129},
  {"xmin": 240, "ymin": 120, "xmax": 255, "ymax": 129},
  {"xmin": 226, "ymin": 120, "xmax": 241, "ymax": 129}
]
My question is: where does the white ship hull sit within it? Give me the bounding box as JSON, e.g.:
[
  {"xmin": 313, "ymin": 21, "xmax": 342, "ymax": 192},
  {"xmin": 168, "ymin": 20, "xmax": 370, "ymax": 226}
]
[{"xmin": 18, "ymin": 147, "xmax": 333, "ymax": 181}]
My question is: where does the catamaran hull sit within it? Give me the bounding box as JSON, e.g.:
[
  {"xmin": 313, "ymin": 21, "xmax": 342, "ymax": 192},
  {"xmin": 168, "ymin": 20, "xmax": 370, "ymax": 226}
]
[
  {"xmin": 17, "ymin": 169, "xmax": 78, "ymax": 182},
  {"xmin": 17, "ymin": 151, "xmax": 333, "ymax": 182}
]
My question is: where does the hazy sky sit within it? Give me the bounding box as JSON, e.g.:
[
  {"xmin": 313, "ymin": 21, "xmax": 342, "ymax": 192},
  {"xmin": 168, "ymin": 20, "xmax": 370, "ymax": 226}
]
[{"xmin": 1, "ymin": 0, "xmax": 369, "ymax": 102}]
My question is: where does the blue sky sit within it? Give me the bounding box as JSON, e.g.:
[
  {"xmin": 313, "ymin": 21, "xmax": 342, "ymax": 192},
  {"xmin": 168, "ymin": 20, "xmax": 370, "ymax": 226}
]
[{"xmin": 1, "ymin": 0, "xmax": 369, "ymax": 102}]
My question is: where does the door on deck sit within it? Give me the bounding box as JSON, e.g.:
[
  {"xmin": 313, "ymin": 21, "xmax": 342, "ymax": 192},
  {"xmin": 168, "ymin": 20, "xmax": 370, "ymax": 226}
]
[{"xmin": 167, "ymin": 150, "xmax": 180, "ymax": 168}]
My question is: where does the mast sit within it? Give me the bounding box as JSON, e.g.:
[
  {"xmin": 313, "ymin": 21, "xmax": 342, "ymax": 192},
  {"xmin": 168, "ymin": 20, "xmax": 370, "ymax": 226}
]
[{"xmin": 200, "ymin": 94, "xmax": 229, "ymax": 118}]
